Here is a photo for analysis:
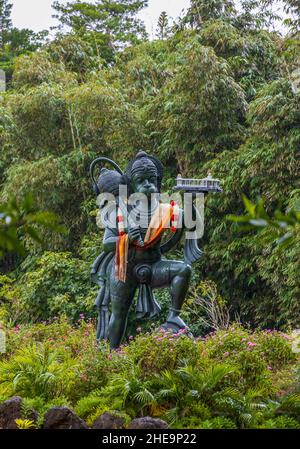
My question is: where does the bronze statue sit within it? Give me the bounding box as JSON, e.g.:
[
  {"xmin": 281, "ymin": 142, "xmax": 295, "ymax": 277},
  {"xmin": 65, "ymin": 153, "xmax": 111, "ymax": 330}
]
[{"xmin": 90, "ymin": 151, "xmax": 207, "ymax": 349}]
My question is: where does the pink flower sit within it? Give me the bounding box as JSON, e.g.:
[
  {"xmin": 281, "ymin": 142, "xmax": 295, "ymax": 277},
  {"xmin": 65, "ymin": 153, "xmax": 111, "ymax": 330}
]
[
  {"xmin": 247, "ymin": 341, "xmax": 257, "ymax": 347},
  {"xmin": 129, "ymin": 335, "xmax": 134, "ymax": 340},
  {"xmin": 224, "ymin": 351, "xmax": 230, "ymax": 357},
  {"xmin": 267, "ymin": 366, "xmax": 273, "ymax": 371},
  {"xmin": 276, "ymin": 390, "xmax": 286, "ymax": 397}
]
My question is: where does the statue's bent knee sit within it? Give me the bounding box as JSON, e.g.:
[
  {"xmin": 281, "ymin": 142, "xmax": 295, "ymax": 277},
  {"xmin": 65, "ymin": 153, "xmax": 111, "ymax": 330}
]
[{"xmin": 179, "ymin": 263, "xmax": 192, "ymax": 278}]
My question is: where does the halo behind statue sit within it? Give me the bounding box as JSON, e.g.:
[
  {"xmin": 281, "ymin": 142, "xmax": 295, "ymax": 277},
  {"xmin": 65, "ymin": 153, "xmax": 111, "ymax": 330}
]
[{"xmin": 89, "ymin": 157, "xmax": 125, "ymax": 196}]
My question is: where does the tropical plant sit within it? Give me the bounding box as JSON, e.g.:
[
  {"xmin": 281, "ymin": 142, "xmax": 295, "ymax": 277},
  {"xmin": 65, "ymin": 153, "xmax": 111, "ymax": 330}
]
[
  {"xmin": 0, "ymin": 194, "xmax": 65, "ymax": 257},
  {"xmin": 15, "ymin": 418, "xmax": 36, "ymax": 429},
  {"xmin": 0, "ymin": 343, "xmax": 77, "ymax": 400},
  {"xmin": 228, "ymin": 194, "xmax": 300, "ymax": 248}
]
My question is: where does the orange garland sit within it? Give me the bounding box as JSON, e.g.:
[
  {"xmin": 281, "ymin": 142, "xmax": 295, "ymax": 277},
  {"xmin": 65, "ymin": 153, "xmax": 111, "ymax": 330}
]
[{"xmin": 115, "ymin": 203, "xmax": 176, "ymax": 282}]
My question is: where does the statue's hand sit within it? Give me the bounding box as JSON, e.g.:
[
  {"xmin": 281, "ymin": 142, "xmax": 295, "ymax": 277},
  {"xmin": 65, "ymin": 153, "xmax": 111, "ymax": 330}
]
[{"xmin": 128, "ymin": 226, "xmax": 144, "ymax": 247}]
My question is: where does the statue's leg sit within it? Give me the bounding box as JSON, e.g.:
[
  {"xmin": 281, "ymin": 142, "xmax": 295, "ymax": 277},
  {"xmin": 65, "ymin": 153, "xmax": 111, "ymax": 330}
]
[
  {"xmin": 109, "ymin": 288, "xmax": 136, "ymax": 349},
  {"xmin": 151, "ymin": 260, "xmax": 192, "ymax": 331},
  {"xmin": 108, "ymin": 263, "xmax": 137, "ymax": 349}
]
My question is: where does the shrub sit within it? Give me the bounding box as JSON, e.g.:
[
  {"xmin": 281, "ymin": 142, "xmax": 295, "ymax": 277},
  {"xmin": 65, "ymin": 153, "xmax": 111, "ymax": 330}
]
[
  {"xmin": 0, "ymin": 252, "xmax": 98, "ymax": 324},
  {"xmin": 75, "ymin": 390, "xmax": 131, "ymax": 427},
  {"xmin": 203, "ymin": 325, "xmax": 296, "ymax": 391},
  {"xmin": 22, "ymin": 396, "xmax": 72, "ymax": 428},
  {"xmin": 0, "ymin": 319, "xmax": 298, "ymax": 429},
  {"xmin": 254, "ymin": 330, "xmax": 296, "ymax": 369},
  {"xmin": 124, "ymin": 329, "xmax": 201, "ymax": 376},
  {"xmin": 204, "ymin": 325, "xmax": 296, "ymax": 370},
  {"xmin": 0, "ymin": 343, "xmax": 77, "ymax": 400},
  {"xmin": 260, "ymin": 416, "xmax": 300, "ymax": 429},
  {"xmin": 198, "ymin": 417, "xmax": 237, "ymax": 429}
]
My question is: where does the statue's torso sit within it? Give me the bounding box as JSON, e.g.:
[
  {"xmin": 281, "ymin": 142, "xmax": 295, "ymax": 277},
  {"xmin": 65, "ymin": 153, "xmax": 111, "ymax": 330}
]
[
  {"xmin": 103, "ymin": 201, "xmax": 164, "ymax": 265},
  {"xmin": 128, "ymin": 233, "xmax": 162, "ymax": 264}
]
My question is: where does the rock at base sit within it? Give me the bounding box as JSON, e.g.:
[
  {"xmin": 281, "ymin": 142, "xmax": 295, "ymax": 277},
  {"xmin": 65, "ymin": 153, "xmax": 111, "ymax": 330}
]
[
  {"xmin": 92, "ymin": 412, "xmax": 125, "ymax": 429},
  {"xmin": 0, "ymin": 396, "xmax": 38, "ymax": 429},
  {"xmin": 128, "ymin": 417, "xmax": 169, "ymax": 429},
  {"xmin": 43, "ymin": 407, "xmax": 89, "ymax": 429}
]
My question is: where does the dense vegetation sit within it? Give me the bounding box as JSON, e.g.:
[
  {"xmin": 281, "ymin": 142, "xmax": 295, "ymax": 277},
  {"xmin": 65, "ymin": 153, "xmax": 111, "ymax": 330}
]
[
  {"xmin": 0, "ymin": 318, "xmax": 299, "ymax": 429},
  {"xmin": 0, "ymin": 0, "xmax": 299, "ymax": 429}
]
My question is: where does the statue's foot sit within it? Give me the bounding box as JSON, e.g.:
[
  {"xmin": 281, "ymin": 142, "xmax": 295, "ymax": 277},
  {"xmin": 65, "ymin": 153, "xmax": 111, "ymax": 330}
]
[
  {"xmin": 166, "ymin": 310, "xmax": 187, "ymax": 329},
  {"xmin": 161, "ymin": 321, "xmax": 184, "ymax": 333},
  {"xmin": 160, "ymin": 310, "xmax": 192, "ymax": 336}
]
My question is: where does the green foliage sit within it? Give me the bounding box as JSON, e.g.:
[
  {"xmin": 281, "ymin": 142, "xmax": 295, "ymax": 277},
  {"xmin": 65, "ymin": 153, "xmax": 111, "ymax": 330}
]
[
  {"xmin": 284, "ymin": 0, "xmax": 300, "ymax": 32},
  {"xmin": 63, "ymin": 76, "xmax": 138, "ymax": 153},
  {"xmin": 0, "ymin": 195, "xmax": 65, "ymax": 257},
  {"xmin": 182, "ymin": 280, "xmax": 230, "ymax": 336},
  {"xmin": 197, "ymin": 417, "xmax": 237, "ymax": 428},
  {"xmin": 75, "ymin": 389, "xmax": 131, "ymax": 426},
  {"xmin": 205, "ymin": 325, "xmax": 296, "ymax": 374},
  {"xmin": 180, "ymin": 0, "xmax": 237, "ymax": 29},
  {"xmin": 0, "ymin": 1, "xmax": 48, "ymax": 80},
  {"xmin": 124, "ymin": 330, "xmax": 200, "ymax": 376},
  {"xmin": 260, "ymin": 416, "xmax": 300, "ymax": 429},
  {"xmin": 0, "ymin": 1, "xmax": 298, "ymax": 430},
  {"xmin": 12, "ymin": 51, "xmax": 72, "ymax": 89},
  {"xmin": 156, "ymin": 12, "xmax": 170, "ymax": 40},
  {"xmin": 0, "ymin": 150, "xmax": 98, "ymax": 251},
  {"xmin": 0, "ymin": 319, "xmax": 298, "ymax": 428},
  {"xmin": 228, "ymin": 195, "xmax": 300, "ymax": 248},
  {"xmin": 145, "ymin": 37, "xmax": 247, "ymax": 169},
  {"xmin": 0, "ymin": 342, "xmax": 77, "ymax": 400},
  {"xmin": 4, "ymin": 82, "xmax": 73, "ymax": 156},
  {"xmin": 52, "ymin": 0, "xmax": 148, "ymax": 63},
  {"xmin": 198, "ymin": 21, "xmax": 281, "ymax": 99},
  {"xmin": 199, "ymin": 77, "xmax": 300, "ymax": 328},
  {"xmin": 0, "ymin": 251, "xmax": 97, "ymax": 323},
  {"xmin": 47, "ymin": 34, "xmax": 101, "ymax": 78},
  {"xmin": 180, "ymin": 0, "xmax": 280, "ymax": 32},
  {"xmin": 0, "ymin": 0, "xmax": 12, "ymax": 49}
]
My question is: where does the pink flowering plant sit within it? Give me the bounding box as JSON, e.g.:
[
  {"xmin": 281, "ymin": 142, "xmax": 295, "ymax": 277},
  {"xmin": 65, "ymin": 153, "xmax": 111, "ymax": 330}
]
[{"xmin": 0, "ymin": 319, "xmax": 299, "ymax": 429}]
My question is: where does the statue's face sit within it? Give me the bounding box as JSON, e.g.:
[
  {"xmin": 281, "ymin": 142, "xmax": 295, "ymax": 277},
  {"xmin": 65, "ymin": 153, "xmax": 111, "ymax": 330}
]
[{"xmin": 131, "ymin": 171, "xmax": 158, "ymax": 197}]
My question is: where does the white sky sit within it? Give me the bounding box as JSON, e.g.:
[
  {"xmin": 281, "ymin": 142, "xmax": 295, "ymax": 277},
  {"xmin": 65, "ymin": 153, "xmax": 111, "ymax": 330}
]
[
  {"xmin": 11, "ymin": 0, "xmax": 191, "ymax": 36},
  {"xmin": 10, "ymin": 0, "xmax": 289, "ymax": 37}
]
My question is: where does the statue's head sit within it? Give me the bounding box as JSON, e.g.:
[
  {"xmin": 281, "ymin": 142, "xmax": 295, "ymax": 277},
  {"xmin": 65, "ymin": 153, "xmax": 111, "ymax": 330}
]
[
  {"xmin": 97, "ymin": 168, "xmax": 125, "ymax": 197},
  {"xmin": 126, "ymin": 151, "xmax": 163, "ymax": 197}
]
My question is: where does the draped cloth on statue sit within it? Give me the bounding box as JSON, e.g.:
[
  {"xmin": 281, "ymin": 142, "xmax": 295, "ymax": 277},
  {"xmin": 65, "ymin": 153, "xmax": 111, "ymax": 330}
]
[
  {"xmin": 115, "ymin": 203, "xmax": 174, "ymax": 282},
  {"xmin": 91, "ymin": 203, "xmax": 175, "ymax": 340}
]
